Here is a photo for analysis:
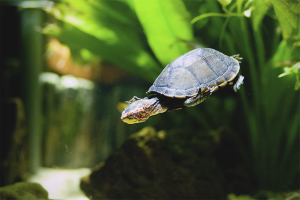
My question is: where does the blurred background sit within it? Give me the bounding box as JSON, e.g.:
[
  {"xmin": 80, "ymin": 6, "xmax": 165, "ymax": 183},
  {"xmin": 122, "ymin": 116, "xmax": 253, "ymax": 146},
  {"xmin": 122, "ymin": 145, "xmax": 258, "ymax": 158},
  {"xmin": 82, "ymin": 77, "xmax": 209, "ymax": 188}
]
[{"xmin": 0, "ymin": 0, "xmax": 299, "ymax": 199}]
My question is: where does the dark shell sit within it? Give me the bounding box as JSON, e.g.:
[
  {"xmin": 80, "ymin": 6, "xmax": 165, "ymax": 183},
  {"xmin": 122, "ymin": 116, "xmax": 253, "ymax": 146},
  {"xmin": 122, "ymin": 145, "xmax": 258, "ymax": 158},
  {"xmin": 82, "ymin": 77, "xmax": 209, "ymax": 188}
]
[{"xmin": 147, "ymin": 48, "xmax": 240, "ymax": 98}]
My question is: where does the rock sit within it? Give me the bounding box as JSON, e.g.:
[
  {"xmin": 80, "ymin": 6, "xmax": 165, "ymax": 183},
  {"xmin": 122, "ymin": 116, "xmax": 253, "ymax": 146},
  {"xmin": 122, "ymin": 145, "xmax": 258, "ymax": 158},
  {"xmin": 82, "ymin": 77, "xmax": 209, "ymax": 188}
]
[
  {"xmin": 0, "ymin": 182, "xmax": 48, "ymax": 200},
  {"xmin": 80, "ymin": 127, "xmax": 228, "ymax": 199},
  {"xmin": 0, "ymin": 99, "xmax": 29, "ymax": 186}
]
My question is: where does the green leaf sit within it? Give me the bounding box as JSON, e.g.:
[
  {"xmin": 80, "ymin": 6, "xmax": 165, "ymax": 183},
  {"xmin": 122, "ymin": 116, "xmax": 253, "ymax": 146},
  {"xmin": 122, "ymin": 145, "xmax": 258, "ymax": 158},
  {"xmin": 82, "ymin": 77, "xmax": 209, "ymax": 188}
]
[
  {"xmin": 272, "ymin": 40, "xmax": 293, "ymax": 63},
  {"xmin": 218, "ymin": 0, "xmax": 232, "ymax": 7},
  {"xmin": 251, "ymin": 0, "xmax": 271, "ymax": 31},
  {"xmin": 271, "ymin": 0, "xmax": 300, "ymax": 40},
  {"xmin": 272, "ymin": 40, "xmax": 300, "ymax": 65},
  {"xmin": 133, "ymin": 0, "xmax": 194, "ymax": 66},
  {"xmin": 290, "ymin": 0, "xmax": 300, "ymax": 14},
  {"xmin": 44, "ymin": 0, "xmax": 162, "ymax": 82},
  {"xmin": 278, "ymin": 63, "xmax": 300, "ymax": 78},
  {"xmin": 80, "ymin": 48, "xmax": 94, "ymax": 62},
  {"xmin": 278, "ymin": 62, "xmax": 300, "ymax": 90}
]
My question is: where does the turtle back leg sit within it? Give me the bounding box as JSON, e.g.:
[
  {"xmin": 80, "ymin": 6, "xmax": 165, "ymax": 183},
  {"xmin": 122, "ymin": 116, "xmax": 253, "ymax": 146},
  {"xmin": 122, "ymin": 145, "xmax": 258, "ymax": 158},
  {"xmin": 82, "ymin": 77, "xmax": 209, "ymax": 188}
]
[
  {"xmin": 184, "ymin": 86, "xmax": 214, "ymax": 107},
  {"xmin": 233, "ymin": 75, "xmax": 244, "ymax": 92}
]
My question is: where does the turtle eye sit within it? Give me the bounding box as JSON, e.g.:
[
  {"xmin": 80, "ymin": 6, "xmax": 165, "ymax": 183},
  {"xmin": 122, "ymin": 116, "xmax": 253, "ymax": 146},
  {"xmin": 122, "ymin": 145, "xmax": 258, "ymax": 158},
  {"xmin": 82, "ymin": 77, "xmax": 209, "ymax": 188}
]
[{"xmin": 127, "ymin": 114, "xmax": 134, "ymax": 119}]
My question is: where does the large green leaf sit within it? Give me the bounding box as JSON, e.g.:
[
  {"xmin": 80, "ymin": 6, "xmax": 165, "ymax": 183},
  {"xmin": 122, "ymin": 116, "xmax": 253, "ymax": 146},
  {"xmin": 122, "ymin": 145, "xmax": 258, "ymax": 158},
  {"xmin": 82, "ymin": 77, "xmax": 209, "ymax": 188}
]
[
  {"xmin": 44, "ymin": 0, "xmax": 162, "ymax": 82},
  {"xmin": 271, "ymin": 0, "xmax": 300, "ymax": 41},
  {"xmin": 133, "ymin": 0, "xmax": 194, "ymax": 66},
  {"xmin": 251, "ymin": 0, "xmax": 271, "ymax": 31}
]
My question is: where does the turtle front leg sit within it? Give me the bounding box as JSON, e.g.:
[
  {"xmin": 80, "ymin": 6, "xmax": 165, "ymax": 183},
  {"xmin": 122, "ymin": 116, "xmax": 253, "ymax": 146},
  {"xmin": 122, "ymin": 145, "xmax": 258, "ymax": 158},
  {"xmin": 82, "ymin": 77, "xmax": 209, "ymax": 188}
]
[
  {"xmin": 126, "ymin": 96, "xmax": 149, "ymax": 104},
  {"xmin": 184, "ymin": 87, "xmax": 214, "ymax": 107},
  {"xmin": 127, "ymin": 96, "xmax": 142, "ymax": 103}
]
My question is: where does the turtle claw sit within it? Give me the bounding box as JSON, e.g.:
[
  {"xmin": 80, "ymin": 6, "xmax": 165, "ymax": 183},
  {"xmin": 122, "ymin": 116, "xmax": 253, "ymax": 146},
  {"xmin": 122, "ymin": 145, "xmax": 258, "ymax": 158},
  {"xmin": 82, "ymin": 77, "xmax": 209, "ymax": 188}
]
[
  {"xmin": 127, "ymin": 96, "xmax": 149, "ymax": 104},
  {"xmin": 127, "ymin": 96, "xmax": 141, "ymax": 103},
  {"xmin": 184, "ymin": 86, "xmax": 212, "ymax": 107},
  {"xmin": 232, "ymin": 54, "xmax": 243, "ymax": 63}
]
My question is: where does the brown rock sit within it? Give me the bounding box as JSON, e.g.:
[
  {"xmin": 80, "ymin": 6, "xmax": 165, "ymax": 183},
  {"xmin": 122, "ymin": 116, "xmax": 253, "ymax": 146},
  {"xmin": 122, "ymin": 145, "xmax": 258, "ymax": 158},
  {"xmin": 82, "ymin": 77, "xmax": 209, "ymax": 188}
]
[
  {"xmin": 0, "ymin": 182, "xmax": 48, "ymax": 200},
  {"xmin": 0, "ymin": 99, "xmax": 29, "ymax": 186},
  {"xmin": 80, "ymin": 127, "xmax": 227, "ymax": 199}
]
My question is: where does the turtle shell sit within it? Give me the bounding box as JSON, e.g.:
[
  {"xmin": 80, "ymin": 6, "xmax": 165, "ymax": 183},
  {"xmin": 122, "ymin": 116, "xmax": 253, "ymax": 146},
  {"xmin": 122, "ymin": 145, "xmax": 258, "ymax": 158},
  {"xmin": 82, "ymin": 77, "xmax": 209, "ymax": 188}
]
[{"xmin": 147, "ymin": 48, "xmax": 240, "ymax": 98}]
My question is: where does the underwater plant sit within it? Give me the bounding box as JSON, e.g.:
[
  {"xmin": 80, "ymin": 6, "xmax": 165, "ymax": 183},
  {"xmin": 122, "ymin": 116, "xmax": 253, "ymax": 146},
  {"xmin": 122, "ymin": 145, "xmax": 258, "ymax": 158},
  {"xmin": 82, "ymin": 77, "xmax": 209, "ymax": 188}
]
[{"xmin": 43, "ymin": 0, "xmax": 299, "ymax": 191}]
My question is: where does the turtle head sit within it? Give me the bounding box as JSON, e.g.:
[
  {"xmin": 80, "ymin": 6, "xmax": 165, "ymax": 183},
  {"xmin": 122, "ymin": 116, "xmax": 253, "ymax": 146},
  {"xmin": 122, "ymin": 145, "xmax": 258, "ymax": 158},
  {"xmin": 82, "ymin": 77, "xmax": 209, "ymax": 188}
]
[{"xmin": 121, "ymin": 96, "xmax": 161, "ymax": 124}]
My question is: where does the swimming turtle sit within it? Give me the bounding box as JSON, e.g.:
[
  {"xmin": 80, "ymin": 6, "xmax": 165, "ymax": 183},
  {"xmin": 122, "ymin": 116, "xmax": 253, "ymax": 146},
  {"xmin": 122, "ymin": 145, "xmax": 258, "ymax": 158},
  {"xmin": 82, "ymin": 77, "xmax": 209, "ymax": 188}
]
[{"xmin": 121, "ymin": 48, "xmax": 244, "ymax": 124}]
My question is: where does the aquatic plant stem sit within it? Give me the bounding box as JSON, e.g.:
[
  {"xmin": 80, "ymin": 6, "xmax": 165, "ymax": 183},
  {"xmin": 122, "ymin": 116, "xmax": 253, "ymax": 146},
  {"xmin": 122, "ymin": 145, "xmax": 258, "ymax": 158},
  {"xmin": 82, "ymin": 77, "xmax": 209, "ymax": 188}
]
[
  {"xmin": 191, "ymin": 12, "xmax": 245, "ymax": 25},
  {"xmin": 238, "ymin": 16, "xmax": 267, "ymax": 187},
  {"xmin": 219, "ymin": 17, "xmax": 231, "ymax": 48},
  {"xmin": 186, "ymin": 108, "xmax": 211, "ymax": 131},
  {"xmin": 252, "ymin": 24, "xmax": 273, "ymax": 188}
]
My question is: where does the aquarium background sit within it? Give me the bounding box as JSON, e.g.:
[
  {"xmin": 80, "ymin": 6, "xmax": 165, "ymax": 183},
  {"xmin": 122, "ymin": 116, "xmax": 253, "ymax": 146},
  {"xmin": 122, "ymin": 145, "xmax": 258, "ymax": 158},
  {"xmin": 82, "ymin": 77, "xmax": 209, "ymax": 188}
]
[{"xmin": 0, "ymin": 0, "xmax": 299, "ymax": 199}]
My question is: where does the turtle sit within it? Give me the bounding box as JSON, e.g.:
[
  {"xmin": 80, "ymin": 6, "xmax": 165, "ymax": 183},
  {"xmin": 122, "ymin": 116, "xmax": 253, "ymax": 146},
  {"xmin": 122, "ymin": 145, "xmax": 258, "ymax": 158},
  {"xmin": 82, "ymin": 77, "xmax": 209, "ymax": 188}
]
[{"xmin": 121, "ymin": 48, "xmax": 244, "ymax": 124}]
